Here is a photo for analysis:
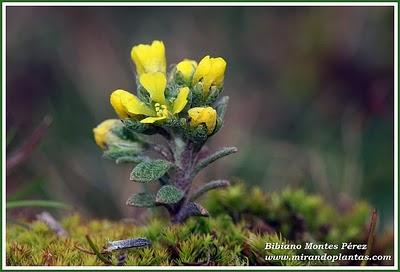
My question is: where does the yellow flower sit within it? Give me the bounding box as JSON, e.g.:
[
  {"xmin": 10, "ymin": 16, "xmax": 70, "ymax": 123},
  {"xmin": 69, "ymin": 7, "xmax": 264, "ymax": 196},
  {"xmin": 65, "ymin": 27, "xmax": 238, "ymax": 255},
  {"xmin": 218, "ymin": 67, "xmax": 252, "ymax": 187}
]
[
  {"xmin": 131, "ymin": 40, "xmax": 166, "ymax": 76},
  {"xmin": 188, "ymin": 107, "xmax": 217, "ymax": 134},
  {"xmin": 192, "ymin": 56, "xmax": 226, "ymax": 95},
  {"xmin": 93, "ymin": 119, "xmax": 121, "ymax": 149},
  {"xmin": 176, "ymin": 59, "xmax": 197, "ymax": 83},
  {"xmin": 110, "ymin": 89, "xmax": 154, "ymax": 119},
  {"xmin": 110, "ymin": 72, "xmax": 190, "ymax": 124}
]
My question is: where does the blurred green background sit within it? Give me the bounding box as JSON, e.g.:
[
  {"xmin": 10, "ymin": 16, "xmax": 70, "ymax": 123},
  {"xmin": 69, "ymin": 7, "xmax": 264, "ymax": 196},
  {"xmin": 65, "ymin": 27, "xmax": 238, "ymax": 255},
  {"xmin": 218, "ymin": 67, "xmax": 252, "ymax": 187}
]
[{"xmin": 6, "ymin": 6, "xmax": 394, "ymax": 228}]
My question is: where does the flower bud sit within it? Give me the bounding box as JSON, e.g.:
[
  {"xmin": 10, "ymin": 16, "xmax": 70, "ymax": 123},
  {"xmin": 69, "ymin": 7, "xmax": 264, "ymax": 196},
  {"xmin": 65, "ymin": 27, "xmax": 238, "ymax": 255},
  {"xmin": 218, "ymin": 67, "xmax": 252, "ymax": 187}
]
[
  {"xmin": 192, "ymin": 56, "xmax": 226, "ymax": 96},
  {"xmin": 131, "ymin": 40, "xmax": 166, "ymax": 76},
  {"xmin": 188, "ymin": 107, "xmax": 217, "ymax": 135},
  {"xmin": 93, "ymin": 119, "xmax": 122, "ymax": 149},
  {"xmin": 176, "ymin": 59, "xmax": 197, "ymax": 84}
]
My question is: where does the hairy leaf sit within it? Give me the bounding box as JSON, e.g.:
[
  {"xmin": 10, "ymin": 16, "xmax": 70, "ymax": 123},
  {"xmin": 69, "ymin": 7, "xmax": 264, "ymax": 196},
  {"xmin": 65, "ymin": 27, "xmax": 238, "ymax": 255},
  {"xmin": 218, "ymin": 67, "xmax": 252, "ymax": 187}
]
[
  {"xmin": 191, "ymin": 83, "xmax": 205, "ymax": 106},
  {"xmin": 103, "ymin": 142, "xmax": 145, "ymax": 162},
  {"xmin": 122, "ymin": 119, "xmax": 157, "ymax": 135},
  {"xmin": 111, "ymin": 123, "xmax": 147, "ymax": 144},
  {"xmin": 156, "ymin": 185, "xmax": 184, "ymax": 204},
  {"xmin": 215, "ymin": 96, "xmax": 229, "ymax": 121},
  {"xmin": 126, "ymin": 193, "xmax": 156, "ymax": 207},
  {"xmin": 191, "ymin": 147, "xmax": 238, "ymax": 178},
  {"xmin": 190, "ymin": 180, "xmax": 231, "ymax": 201},
  {"xmin": 136, "ymin": 85, "xmax": 151, "ymax": 104},
  {"xmin": 205, "ymin": 86, "xmax": 222, "ymax": 105},
  {"xmin": 115, "ymin": 155, "xmax": 148, "ymax": 164},
  {"xmin": 130, "ymin": 159, "xmax": 172, "ymax": 183},
  {"xmin": 188, "ymin": 124, "xmax": 208, "ymax": 143},
  {"xmin": 210, "ymin": 116, "xmax": 223, "ymax": 136}
]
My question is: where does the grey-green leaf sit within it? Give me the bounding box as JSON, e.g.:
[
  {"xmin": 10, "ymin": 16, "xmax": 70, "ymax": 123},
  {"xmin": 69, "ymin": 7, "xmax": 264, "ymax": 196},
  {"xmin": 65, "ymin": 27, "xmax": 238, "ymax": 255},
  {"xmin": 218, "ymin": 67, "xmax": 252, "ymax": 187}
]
[
  {"xmin": 215, "ymin": 96, "xmax": 229, "ymax": 120},
  {"xmin": 103, "ymin": 142, "xmax": 145, "ymax": 162},
  {"xmin": 190, "ymin": 179, "xmax": 231, "ymax": 201},
  {"xmin": 122, "ymin": 119, "xmax": 157, "ymax": 135},
  {"xmin": 156, "ymin": 185, "xmax": 184, "ymax": 204},
  {"xmin": 126, "ymin": 193, "xmax": 156, "ymax": 207},
  {"xmin": 205, "ymin": 86, "xmax": 222, "ymax": 105},
  {"xmin": 191, "ymin": 147, "xmax": 238, "ymax": 178},
  {"xmin": 130, "ymin": 159, "xmax": 172, "ymax": 183},
  {"xmin": 115, "ymin": 155, "xmax": 148, "ymax": 164}
]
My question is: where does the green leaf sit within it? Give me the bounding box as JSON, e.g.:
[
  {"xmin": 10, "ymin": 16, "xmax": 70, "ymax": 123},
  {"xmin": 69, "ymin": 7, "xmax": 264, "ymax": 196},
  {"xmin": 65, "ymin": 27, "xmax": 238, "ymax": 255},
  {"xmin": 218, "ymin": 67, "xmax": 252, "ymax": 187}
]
[
  {"xmin": 6, "ymin": 200, "xmax": 71, "ymax": 210},
  {"xmin": 122, "ymin": 119, "xmax": 157, "ymax": 135},
  {"xmin": 188, "ymin": 124, "xmax": 208, "ymax": 143},
  {"xmin": 136, "ymin": 85, "xmax": 151, "ymax": 104},
  {"xmin": 205, "ymin": 86, "xmax": 222, "ymax": 105},
  {"xmin": 191, "ymin": 147, "xmax": 238, "ymax": 178},
  {"xmin": 130, "ymin": 159, "xmax": 172, "ymax": 183},
  {"xmin": 215, "ymin": 96, "xmax": 229, "ymax": 121},
  {"xmin": 190, "ymin": 180, "xmax": 231, "ymax": 201},
  {"xmin": 112, "ymin": 125, "xmax": 148, "ymax": 144},
  {"xmin": 156, "ymin": 185, "xmax": 184, "ymax": 204},
  {"xmin": 126, "ymin": 193, "xmax": 156, "ymax": 207},
  {"xmin": 191, "ymin": 83, "xmax": 205, "ymax": 107},
  {"xmin": 103, "ymin": 142, "xmax": 145, "ymax": 162},
  {"xmin": 210, "ymin": 116, "xmax": 223, "ymax": 136},
  {"xmin": 115, "ymin": 156, "xmax": 148, "ymax": 164}
]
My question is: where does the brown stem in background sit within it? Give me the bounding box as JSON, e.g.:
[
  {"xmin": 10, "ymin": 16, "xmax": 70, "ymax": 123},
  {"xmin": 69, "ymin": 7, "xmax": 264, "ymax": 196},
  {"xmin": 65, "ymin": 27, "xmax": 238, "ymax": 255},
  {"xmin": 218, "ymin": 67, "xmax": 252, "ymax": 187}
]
[
  {"xmin": 6, "ymin": 115, "xmax": 52, "ymax": 175},
  {"xmin": 361, "ymin": 208, "xmax": 378, "ymax": 266}
]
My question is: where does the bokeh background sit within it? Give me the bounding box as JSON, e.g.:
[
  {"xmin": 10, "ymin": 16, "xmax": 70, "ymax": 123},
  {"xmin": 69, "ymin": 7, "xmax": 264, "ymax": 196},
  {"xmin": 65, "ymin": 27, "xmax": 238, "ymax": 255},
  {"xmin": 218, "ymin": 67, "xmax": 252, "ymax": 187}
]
[{"xmin": 6, "ymin": 6, "xmax": 394, "ymax": 230}]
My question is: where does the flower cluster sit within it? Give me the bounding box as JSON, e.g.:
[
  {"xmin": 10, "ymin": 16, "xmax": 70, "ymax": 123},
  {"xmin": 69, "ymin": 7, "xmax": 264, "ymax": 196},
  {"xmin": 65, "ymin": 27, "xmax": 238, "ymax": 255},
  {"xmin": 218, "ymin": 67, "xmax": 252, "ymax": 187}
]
[
  {"xmin": 93, "ymin": 40, "xmax": 235, "ymax": 223},
  {"xmin": 97, "ymin": 40, "xmax": 226, "ymax": 141}
]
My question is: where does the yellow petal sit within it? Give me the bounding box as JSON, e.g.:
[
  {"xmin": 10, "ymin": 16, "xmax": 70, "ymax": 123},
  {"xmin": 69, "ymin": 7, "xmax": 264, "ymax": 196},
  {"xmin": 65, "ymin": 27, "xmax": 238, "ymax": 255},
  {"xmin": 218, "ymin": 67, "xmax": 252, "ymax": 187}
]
[
  {"xmin": 172, "ymin": 87, "xmax": 190, "ymax": 114},
  {"xmin": 188, "ymin": 106, "xmax": 217, "ymax": 134},
  {"xmin": 210, "ymin": 57, "xmax": 227, "ymax": 87},
  {"xmin": 192, "ymin": 55, "xmax": 211, "ymax": 84},
  {"xmin": 139, "ymin": 72, "xmax": 167, "ymax": 104},
  {"xmin": 192, "ymin": 55, "xmax": 227, "ymax": 96},
  {"xmin": 131, "ymin": 40, "xmax": 166, "ymax": 75},
  {"xmin": 176, "ymin": 59, "xmax": 197, "ymax": 82},
  {"xmin": 140, "ymin": 116, "xmax": 167, "ymax": 124},
  {"xmin": 110, "ymin": 89, "xmax": 131, "ymax": 118},
  {"xmin": 110, "ymin": 89, "xmax": 153, "ymax": 118},
  {"xmin": 93, "ymin": 119, "xmax": 120, "ymax": 149}
]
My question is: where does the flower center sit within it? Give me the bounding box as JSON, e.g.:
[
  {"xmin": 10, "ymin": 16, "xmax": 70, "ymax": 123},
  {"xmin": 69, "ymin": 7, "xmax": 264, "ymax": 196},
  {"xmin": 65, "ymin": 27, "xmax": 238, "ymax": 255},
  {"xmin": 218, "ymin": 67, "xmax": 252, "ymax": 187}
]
[{"xmin": 155, "ymin": 103, "xmax": 169, "ymax": 117}]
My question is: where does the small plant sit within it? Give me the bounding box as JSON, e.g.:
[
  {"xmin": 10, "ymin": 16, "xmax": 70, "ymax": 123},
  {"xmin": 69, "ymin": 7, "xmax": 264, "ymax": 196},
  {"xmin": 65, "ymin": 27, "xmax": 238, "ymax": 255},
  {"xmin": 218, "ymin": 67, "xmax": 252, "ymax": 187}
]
[{"xmin": 93, "ymin": 40, "xmax": 237, "ymax": 223}]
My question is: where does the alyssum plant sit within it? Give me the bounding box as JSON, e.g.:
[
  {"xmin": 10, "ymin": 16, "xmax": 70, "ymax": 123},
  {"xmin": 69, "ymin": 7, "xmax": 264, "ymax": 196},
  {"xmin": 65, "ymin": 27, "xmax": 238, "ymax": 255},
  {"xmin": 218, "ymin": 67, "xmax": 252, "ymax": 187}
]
[{"xmin": 93, "ymin": 40, "xmax": 237, "ymax": 224}]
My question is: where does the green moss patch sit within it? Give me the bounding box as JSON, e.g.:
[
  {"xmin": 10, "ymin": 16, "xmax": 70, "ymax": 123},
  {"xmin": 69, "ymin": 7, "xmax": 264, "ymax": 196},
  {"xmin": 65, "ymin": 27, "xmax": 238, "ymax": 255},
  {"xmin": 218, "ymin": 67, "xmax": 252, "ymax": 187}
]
[{"xmin": 6, "ymin": 185, "xmax": 393, "ymax": 266}]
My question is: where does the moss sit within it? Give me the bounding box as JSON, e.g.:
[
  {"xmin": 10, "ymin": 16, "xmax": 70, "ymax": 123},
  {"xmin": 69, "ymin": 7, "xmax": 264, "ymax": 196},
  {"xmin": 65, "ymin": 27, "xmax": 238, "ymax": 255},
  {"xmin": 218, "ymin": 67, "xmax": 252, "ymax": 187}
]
[{"xmin": 6, "ymin": 185, "xmax": 392, "ymax": 266}]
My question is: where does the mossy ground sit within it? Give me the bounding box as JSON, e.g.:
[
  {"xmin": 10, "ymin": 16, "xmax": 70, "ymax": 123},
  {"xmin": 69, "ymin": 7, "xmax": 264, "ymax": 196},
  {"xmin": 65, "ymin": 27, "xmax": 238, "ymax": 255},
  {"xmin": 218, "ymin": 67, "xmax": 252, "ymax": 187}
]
[{"xmin": 6, "ymin": 185, "xmax": 393, "ymax": 266}]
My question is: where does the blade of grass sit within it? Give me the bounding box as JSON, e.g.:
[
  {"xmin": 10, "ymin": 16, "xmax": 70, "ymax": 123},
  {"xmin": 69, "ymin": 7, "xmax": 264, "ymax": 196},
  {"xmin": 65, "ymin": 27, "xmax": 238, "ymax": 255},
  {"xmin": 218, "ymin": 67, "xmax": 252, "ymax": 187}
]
[
  {"xmin": 85, "ymin": 235, "xmax": 113, "ymax": 265},
  {"xmin": 6, "ymin": 200, "xmax": 71, "ymax": 210}
]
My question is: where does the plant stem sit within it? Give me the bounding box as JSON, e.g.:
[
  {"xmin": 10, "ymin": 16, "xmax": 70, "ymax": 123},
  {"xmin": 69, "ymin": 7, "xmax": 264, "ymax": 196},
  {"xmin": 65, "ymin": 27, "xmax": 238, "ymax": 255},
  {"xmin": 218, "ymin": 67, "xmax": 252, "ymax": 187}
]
[{"xmin": 361, "ymin": 209, "xmax": 378, "ymax": 266}]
